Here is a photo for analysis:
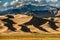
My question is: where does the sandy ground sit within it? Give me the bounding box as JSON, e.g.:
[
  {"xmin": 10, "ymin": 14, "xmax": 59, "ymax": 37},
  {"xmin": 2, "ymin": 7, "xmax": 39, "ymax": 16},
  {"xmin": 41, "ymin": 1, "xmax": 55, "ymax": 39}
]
[
  {"xmin": 0, "ymin": 13, "xmax": 60, "ymax": 40},
  {"xmin": 0, "ymin": 13, "xmax": 60, "ymax": 34}
]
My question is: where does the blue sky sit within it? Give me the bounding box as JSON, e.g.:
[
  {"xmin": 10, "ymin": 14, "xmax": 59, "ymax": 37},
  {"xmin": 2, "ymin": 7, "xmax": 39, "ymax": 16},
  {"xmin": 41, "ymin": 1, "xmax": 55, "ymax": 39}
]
[
  {"xmin": 1, "ymin": 0, "xmax": 12, "ymax": 2},
  {"xmin": 0, "ymin": 0, "xmax": 12, "ymax": 11}
]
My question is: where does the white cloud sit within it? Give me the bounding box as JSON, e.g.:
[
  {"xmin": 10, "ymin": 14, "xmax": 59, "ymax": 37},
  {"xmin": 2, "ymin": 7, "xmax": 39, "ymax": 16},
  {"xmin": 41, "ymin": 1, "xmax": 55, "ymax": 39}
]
[
  {"xmin": 38, "ymin": 0, "xmax": 41, "ymax": 2},
  {"xmin": 10, "ymin": 0, "xmax": 19, "ymax": 5},
  {"xmin": 3, "ymin": 2, "xmax": 9, "ymax": 7},
  {"xmin": 10, "ymin": 1, "xmax": 16, "ymax": 5},
  {"xmin": 0, "ymin": 1, "xmax": 2, "ymax": 3},
  {"xmin": 15, "ymin": 0, "xmax": 19, "ymax": 2},
  {"xmin": 50, "ymin": 0, "xmax": 58, "ymax": 2},
  {"xmin": 35, "ymin": 0, "xmax": 41, "ymax": 2},
  {"xmin": 16, "ymin": 5, "xmax": 20, "ymax": 8},
  {"xmin": 35, "ymin": 0, "xmax": 38, "ymax": 1},
  {"xmin": 19, "ymin": 4, "xmax": 24, "ymax": 6},
  {"xmin": 16, "ymin": 4, "xmax": 24, "ymax": 8}
]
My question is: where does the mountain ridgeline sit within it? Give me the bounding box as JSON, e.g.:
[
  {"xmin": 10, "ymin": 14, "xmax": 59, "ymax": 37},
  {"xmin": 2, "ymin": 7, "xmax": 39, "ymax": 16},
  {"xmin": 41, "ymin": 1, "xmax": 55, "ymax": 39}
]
[{"xmin": 0, "ymin": 4, "xmax": 58, "ymax": 18}]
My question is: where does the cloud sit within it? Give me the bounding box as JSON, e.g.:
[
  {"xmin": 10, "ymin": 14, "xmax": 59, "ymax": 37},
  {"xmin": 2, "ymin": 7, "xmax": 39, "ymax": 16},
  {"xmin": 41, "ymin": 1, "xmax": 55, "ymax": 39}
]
[
  {"xmin": 15, "ymin": 0, "xmax": 19, "ymax": 2},
  {"xmin": 10, "ymin": 0, "xmax": 19, "ymax": 5},
  {"xmin": 2, "ymin": 2, "xmax": 9, "ymax": 7},
  {"xmin": 46, "ymin": 0, "xmax": 50, "ymax": 2},
  {"xmin": 0, "ymin": 1, "xmax": 2, "ymax": 3},
  {"xmin": 16, "ymin": 4, "xmax": 24, "ymax": 8},
  {"xmin": 16, "ymin": 5, "xmax": 20, "ymax": 8},
  {"xmin": 50, "ymin": 0, "xmax": 58, "ymax": 2},
  {"xmin": 34, "ymin": 0, "xmax": 41, "ymax": 2}
]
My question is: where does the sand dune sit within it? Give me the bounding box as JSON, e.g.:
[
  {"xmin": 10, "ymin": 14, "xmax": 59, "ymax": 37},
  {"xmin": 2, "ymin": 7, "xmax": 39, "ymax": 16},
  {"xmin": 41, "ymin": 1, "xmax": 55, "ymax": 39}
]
[{"xmin": 0, "ymin": 14, "xmax": 60, "ymax": 34}]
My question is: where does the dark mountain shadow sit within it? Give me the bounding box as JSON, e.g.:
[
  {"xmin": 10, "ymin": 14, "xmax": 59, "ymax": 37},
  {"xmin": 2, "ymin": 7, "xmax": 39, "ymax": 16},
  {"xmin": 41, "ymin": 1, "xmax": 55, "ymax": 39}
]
[
  {"xmin": 19, "ymin": 25, "xmax": 31, "ymax": 32},
  {"xmin": 48, "ymin": 9, "xmax": 59, "ymax": 31},
  {"xmin": 30, "ymin": 10, "xmax": 58, "ymax": 18},
  {"xmin": 2, "ymin": 15, "xmax": 16, "ymax": 31},
  {"xmin": 20, "ymin": 16, "xmax": 49, "ymax": 32},
  {"xmin": 56, "ymin": 15, "xmax": 60, "ymax": 17},
  {"xmin": 6, "ymin": 15, "xmax": 14, "ymax": 18},
  {"xmin": 48, "ymin": 18, "xmax": 59, "ymax": 31},
  {"xmin": 19, "ymin": 16, "xmax": 59, "ymax": 32},
  {"xmin": 30, "ymin": 8, "xmax": 59, "ymax": 31},
  {"xmin": 19, "ymin": 25, "xmax": 39, "ymax": 33}
]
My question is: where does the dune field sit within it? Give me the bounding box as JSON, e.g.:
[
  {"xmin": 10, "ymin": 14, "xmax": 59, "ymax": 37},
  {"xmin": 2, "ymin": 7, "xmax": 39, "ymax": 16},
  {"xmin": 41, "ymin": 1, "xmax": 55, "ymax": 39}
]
[{"xmin": 0, "ymin": 12, "xmax": 60, "ymax": 40}]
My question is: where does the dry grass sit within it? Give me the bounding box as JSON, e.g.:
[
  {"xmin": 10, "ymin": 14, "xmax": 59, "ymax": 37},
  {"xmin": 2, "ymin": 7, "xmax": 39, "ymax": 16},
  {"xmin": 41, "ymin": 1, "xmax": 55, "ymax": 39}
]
[
  {"xmin": 0, "ymin": 33, "xmax": 60, "ymax": 40},
  {"xmin": 0, "ymin": 33, "xmax": 60, "ymax": 39}
]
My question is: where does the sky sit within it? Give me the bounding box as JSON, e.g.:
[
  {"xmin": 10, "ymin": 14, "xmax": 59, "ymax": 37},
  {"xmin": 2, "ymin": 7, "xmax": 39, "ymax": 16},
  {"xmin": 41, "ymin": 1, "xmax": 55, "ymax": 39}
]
[{"xmin": 0, "ymin": 0, "xmax": 59, "ymax": 11}]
